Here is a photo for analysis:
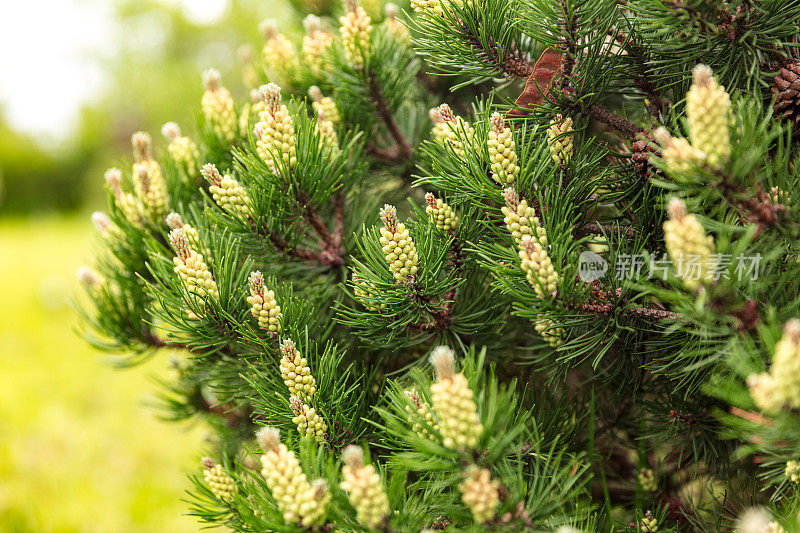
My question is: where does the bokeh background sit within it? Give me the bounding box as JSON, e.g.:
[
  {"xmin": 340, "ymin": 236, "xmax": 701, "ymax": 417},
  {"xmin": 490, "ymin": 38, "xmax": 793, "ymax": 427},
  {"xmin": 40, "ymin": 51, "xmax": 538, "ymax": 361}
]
[{"xmin": 0, "ymin": 1, "xmax": 289, "ymax": 530}]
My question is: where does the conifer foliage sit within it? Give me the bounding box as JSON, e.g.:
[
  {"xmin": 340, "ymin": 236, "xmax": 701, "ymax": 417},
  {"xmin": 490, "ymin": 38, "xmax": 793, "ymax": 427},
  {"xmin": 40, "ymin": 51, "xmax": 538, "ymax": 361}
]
[{"xmin": 77, "ymin": 0, "xmax": 800, "ymax": 530}]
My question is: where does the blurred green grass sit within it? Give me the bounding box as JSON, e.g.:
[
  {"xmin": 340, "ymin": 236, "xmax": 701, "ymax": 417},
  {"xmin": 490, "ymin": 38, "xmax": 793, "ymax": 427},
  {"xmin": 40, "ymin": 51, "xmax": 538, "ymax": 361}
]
[{"xmin": 0, "ymin": 216, "xmax": 204, "ymax": 532}]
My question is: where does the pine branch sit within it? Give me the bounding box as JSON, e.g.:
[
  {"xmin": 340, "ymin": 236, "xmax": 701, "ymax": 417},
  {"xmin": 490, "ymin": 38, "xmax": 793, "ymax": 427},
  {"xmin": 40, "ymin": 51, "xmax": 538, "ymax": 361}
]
[
  {"xmin": 609, "ymin": 29, "xmax": 671, "ymax": 118},
  {"xmin": 460, "ymin": 21, "xmax": 533, "ymax": 78}
]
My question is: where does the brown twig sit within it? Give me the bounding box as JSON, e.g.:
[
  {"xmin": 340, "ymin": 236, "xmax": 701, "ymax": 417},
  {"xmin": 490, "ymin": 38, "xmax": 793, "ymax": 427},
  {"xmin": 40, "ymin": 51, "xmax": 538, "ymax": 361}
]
[
  {"xmin": 586, "ymin": 104, "xmax": 646, "ymax": 139},
  {"xmin": 574, "ymin": 222, "xmax": 640, "ymax": 239},
  {"xmin": 368, "ymin": 74, "xmax": 413, "ymax": 159},
  {"xmin": 333, "ymin": 189, "xmax": 345, "ymax": 250}
]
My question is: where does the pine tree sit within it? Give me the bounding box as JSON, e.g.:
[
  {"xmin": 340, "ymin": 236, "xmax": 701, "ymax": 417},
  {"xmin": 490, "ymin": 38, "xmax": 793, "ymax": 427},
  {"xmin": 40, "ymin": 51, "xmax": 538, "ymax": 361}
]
[{"xmin": 77, "ymin": 0, "xmax": 800, "ymax": 530}]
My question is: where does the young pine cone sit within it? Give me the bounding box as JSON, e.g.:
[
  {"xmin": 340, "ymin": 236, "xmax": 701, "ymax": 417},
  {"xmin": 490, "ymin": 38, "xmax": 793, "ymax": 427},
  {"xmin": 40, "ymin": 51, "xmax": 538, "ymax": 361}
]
[
  {"xmin": 663, "ymin": 197, "xmax": 716, "ymax": 290},
  {"xmin": 170, "ymin": 228, "xmax": 219, "ymax": 317},
  {"xmin": 535, "ymin": 317, "xmax": 563, "ymax": 348},
  {"xmin": 458, "ymin": 466, "xmax": 500, "ymax": 524},
  {"xmin": 131, "ymin": 132, "xmax": 169, "ymax": 221},
  {"xmin": 519, "ymin": 235, "xmax": 558, "ymax": 298},
  {"xmin": 405, "ymin": 387, "xmax": 438, "ymax": 440},
  {"xmin": 259, "ymin": 19, "xmax": 298, "ymax": 84},
  {"xmin": 547, "ymin": 114, "xmax": 574, "ymax": 167},
  {"xmin": 290, "ymin": 395, "xmax": 327, "ymax": 443},
  {"xmin": 202, "ymin": 457, "xmax": 236, "ymax": 502},
  {"xmin": 425, "ymin": 193, "xmax": 458, "ymax": 233},
  {"xmin": 201, "ymin": 163, "xmax": 251, "ymax": 217},
  {"xmin": 256, "ymin": 427, "xmax": 329, "ymax": 526},
  {"xmin": 165, "ymin": 212, "xmax": 200, "ymax": 250},
  {"xmin": 246, "ymin": 270, "xmax": 282, "ymax": 335},
  {"xmin": 773, "ymin": 62, "xmax": 800, "ymax": 130},
  {"xmin": 254, "ymin": 83, "xmax": 297, "ymax": 172},
  {"xmin": 429, "ymin": 346, "xmax": 483, "ymax": 452},
  {"xmin": 280, "ymin": 339, "xmax": 317, "ymax": 400},
  {"xmin": 352, "ymin": 273, "xmax": 384, "ymax": 311},
  {"xmin": 339, "ymin": 0, "xmax": 372, "ymax": 68},
  {"xmin": 309, "ymin": 86, "xmax": 341, "ymax": 126},
  {"xmin": 501, "ymin": 187, "xmax": 547, "ymax": 247},
  {"xmin": 654, "ymin": 127, "xmax": 704, "ymax": 174},
  {"xmin": 488, "ymin": 112, "xmax": 520, "ymax": 186},
  {"xmin": 340, "ymin": 446, "xmax": 391, "ymax": 528},
  {"xmin": 302, "ymin": 17, "xmax": 333, "ymax": 77},
  {"xmin": 687, "ymin": 64, "xmax": 731, "ymax": 169},
  {"xmin": 769, "ymin": 320, "xmax": 800, "ymax": 410},
  {"xmin": 379, "ymin": 204, "xmax": 419, "ymax": 282},
  {"xmin": 201, "ymin": 69, "xmax": 237, "ymax": 143},
  {"xmin": 104, "ymin": 167, "xmax": 144, "ymax": 228},
  {"xmin": 438, "ymin": 104, "xmax": 474, "ymax": 161},
  {"xmin": 162, "ymin": 122, "xmax": 200, "ymax": 180}
]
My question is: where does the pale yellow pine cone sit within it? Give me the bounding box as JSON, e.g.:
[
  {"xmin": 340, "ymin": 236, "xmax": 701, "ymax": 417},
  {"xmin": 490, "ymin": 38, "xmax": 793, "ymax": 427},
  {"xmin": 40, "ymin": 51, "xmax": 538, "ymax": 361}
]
[
  {"xmin": 687, "ymin": 64, "xmax": 732, "ymax": 170},
  {"xmin": 535, "ymin": 317, "xmax": 563, "ymax": 348},
  {"xmin": 501, "ymin": 187, "xmax": 548, "ymax": 247},
  {"xmin": 429, "ymin": 346, "xmax": 482, "ymax": 451},
  {"xmin": 786, "ymin": 460, "xmax": 800, "ymax": 483},
  {"xmin": 425, "ymin": 192, "xmax": 458, "ymax": 232},
  {"xmin": 259, "ymin": 19, "xmax": 299, "ymax": 84},
  {"xmin": 383, "ymin": 3, "xmax": 409, "ymax": 40},
  {"xmin": 256, "ymin": 427, "xmax": 329, "ymax": 526},
  {"xmin": 429, "ymin": 107, "xmax": 448, "ymax": 142},
  {"xmin": 316, "ymin": 113, "xmax": 340, "ymax": 154},
  {"xmin": 411, "ymin": 0, "xmax": 444, "ymax": 16},
  {"xmin": 488, "ymin": 112, "xmax": 520, "ymax": 186},
  {"xmin": 201, "ymin": 163, "xmax": 251, "ymax": 216},
  {"xmin": 303, "ymin": 16, "xmax": 333, "ymax": 77},
  {"xmin": 654, "ymin": 127, "xmax": 704, "ymax": 173},
  {"xmin": 352, "ymin": 272, "xmax": 384, "ymax": 311},
  {"xmin": 131, "ymin": 131, "xmax": 169, "ymax": 221},
  {"xmin": 170, "ymin": 228, "xmax": 219, "ymax": 317},
  {"xmin": 438, "ymin": 103, "xmax": 474, "ymax": 160},
  {"xmin": 405, "ymin": 388, "xmax": 438, "ymax": 440},
  {"xmin": 309, "ymin": 86, "xmax": 342, "ymax": 126},
  {"xmin": 458, "ymin": 466, "xmax": 500, "ymax": 524},
  {"xmin": 747, "ymin": 371, "xmax": 781, "ymax": 413},
  {"xmin": 290, "ymin": 395, "xmax": 327, "ymax": 443},
  {"xmin": 246, "ymin": 270, "xmax": 282, "ymax": 335},
  {"xmin": 640, "ymin": 510, "xmax": 658, "ymax": 532},
  {"xmin": 663, "ymin": 197, "xmax": 716, "ymax": 290},
  {"xmin": 254, "ymin": 83, "xmax": 297, "ymax": 171},
  {"xmin": 162, "ymin": 122, "xmax": 200, "ymax": 179},
  {"xmin": 379, "ymin": 204, "xmax": 419, "ymax": 282},
  {"xmin": 411, "ymin": 0, "xmax": 463, "ymax": 17},
  {"xmin": 519, "ymin": 235, "xmax": 558, "ymax": 298},
  {"xmin": 339, "ymin": 0, "xmax": 372, "ymax": 68},
  {"xmin": 280, "ymin": 339, "xmax": 317, "ymax": 400},
  {"xmin": 548, "ymin": 114, "xmax": 574, "ymax": 166},
  {"xmin": 201, "ymin": 69, "xmax": 237, "ymax": 143},
  {"xmin": 637, "ymin": 468, "xmax": 657, "ymax": 492},
  {"xmin": 104, "ymin": 168, "xmax": 144, "ymax": 228},
  {"xmin": 769, "ymin": 319, "xmax": 800, "ymax": 409},
  {"xmin": 165, "ymin": 212, "xmax": 200, "ymax": 250},
  {"xmin": 202, "ymin": 457, "xmax": 236, "ymax": 502},
  {"xmin": 340, "ymin": 446, "xmax": 391, "ymax": 528}
]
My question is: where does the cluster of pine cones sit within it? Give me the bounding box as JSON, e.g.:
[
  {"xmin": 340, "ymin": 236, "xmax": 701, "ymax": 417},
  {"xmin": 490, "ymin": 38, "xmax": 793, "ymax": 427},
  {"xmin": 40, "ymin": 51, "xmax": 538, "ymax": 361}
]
[{"xmin": 628, "ymin": 59, "xmax": 799, "ymax": 181}]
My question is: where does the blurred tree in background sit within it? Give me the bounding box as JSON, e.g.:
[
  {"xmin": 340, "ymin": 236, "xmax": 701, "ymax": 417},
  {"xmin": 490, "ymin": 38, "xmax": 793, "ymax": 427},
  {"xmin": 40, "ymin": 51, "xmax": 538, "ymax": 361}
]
[{"xmin": 0, "ymin": 0, "xmax": 288, "ymax": 215}]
